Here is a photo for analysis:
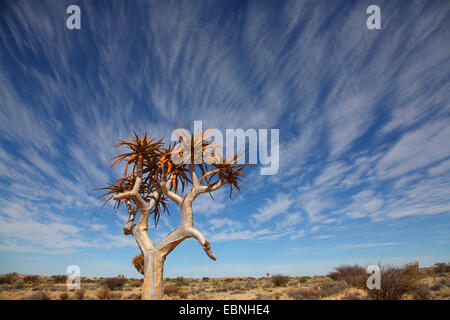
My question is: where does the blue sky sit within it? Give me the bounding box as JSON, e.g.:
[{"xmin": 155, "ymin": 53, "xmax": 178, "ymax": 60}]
[{"xmin": 0, "ymin": 0, "xmax": 449, "ymax": 278}]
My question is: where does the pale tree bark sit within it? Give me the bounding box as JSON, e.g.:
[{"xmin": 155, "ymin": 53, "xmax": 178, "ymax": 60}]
[{"xmin": 113, "ymin": 158, "xmax": 222, "ymax": 299}]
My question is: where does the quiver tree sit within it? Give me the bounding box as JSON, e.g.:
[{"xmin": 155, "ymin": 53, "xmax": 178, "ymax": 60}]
[{"xmin": 96, "ymin": 127, "xmax": 249, "ymax": 300}]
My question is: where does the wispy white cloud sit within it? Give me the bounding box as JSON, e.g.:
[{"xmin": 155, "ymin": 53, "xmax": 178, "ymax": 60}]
[
  {"xmin": 193, "ymin": 188, "xmax": 227, "ymax": 216},
  {"xmin": 428, "ymin": 159, "xmax": 450, "ymax": 176},
  {"xmin": 251, "ymin": 193, "xmax": 293, "ymax": 225},
  {"xmin": 333, "ymin": 242, "xmax": 404, "ymax": 250},
  {"xmin": 376, "ymin": 119, "xmax": 450, "ymax": 179},
  {"xmin": 313, "ymin": 234, "xmax": 335, "ymax": 240},
  {"xmin": 289, "ymin": 229, "xmax": 305, "ymax": 240},
  {"xmin": 327, "ymin": 94, "xmax": 374, "ymax": 158}
]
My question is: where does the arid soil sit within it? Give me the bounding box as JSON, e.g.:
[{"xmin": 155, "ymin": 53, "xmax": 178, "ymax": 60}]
[{"xmin": 0, "ymin": 264, "xmax": 449, "ymax": 300}]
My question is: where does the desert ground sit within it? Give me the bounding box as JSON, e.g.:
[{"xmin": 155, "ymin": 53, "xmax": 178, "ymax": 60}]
[{"xmin": 0, "ymin": 262, "xmax": 449, "ymax": 300}]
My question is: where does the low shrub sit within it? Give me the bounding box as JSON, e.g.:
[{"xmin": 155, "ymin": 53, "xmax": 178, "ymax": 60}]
[
  {"xmin": 0, "ymin": 272, "xmax": 19, "ymax": 285},
  {"xmin": 342, "ymin": 292, "xmax": 361, "ymax": 300},
  {"xmin": 439, "ymin": 278, "xmax": 450, "ymax": 286},
  {"xmin": 29, "ymin": 291, "xmax": 51, "ymax": 300},
  {"xmin": 59, "ymin": 293, "xmax": 69, "ymax": 300},
  {"xmin": 434, "ymin": 262, "xmax": 450, "ymax": 273},
  {"xmin": 271, "ymin": 274, "xmax": 289, "ymax": 287},
  {"xmin": 97, "ymin": 288, "xmax": 111, "ymax": 300},
  {"xmin": 127, "ymin": 280, "xmax": 142, "ymax": 288},
  {"xmin": 175, "ymin": 276, "xmax": 187, "ymax": 285},
  {"xmin": 366, "ymin": 262, "xmax": 420, "ymax": 300},
  {"xmin": 412, "ymin": 283, "xmax": 431, "ymax": 300},
  {"xmin": 430, "ymin": 283, "xmax": 443, "ymax": 291},
  {"xmin": 127, "ymin": 293, "xmax": 141, "ymax": 300},
  {"xmin": 320, "ymin": 281, "xmax": 348, "ymax": 297},
  {"xmin": 299, "ymin": 276, "xmax": 310, "ymax": 283},
  {"xmin": 74, "ymin": 289, "xmax": 85, "ymax": 300},
  {"xmin": 189, "ymin": 288, "xmax": 201, "ymax": 295},
  {"xmin": 178, "ymin": 290, "xmax": 188, "ymax": 299},
  {"xmin": 51, "ymin": 275, "xmax": 68, "ymax": 283},
  {"xmin": 228, "ymin": 285, "xmax": 242, "ymax": 292},
  {"xmin": 24, "ymin": 275, "xmax": 40, "ymax": 284},
  {"xmin": 287, "ymin": 288, "xmax": 309, "ymax": 300},
  {"xmin": 164, "ymin": 285, "xmax": 180, "ymax": 296},
  {"xmin": 102, "ymin": 277, "xmax": 127, "ymax": 290},
  {"xmin": 307, "ymin": 287, "xmax": 321, "ymax": 298},
  {"xmin": 14, "ymin": 279, "xmax": 25, "ymax": 289},
  {"xmin": 109, "ymin": 292, "xmax": 121, "ymax": 300},
  {"xmin": 328, "ymin": 265, "xmax": 366, "ymax": 287},
  {"xmin": 255, "ymin": 293, "xmax": 275, "ymax": 300}
]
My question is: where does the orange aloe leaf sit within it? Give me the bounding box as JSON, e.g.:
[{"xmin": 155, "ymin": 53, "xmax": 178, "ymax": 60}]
[{"xmin": 198, "ymin": 168, "xmax": 220, "ymax": 182}]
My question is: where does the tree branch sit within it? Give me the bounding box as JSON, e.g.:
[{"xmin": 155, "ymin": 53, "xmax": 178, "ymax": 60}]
[
  {"xmin": 155, "ymin": 225, "xmax": 216, "ymax": 260},
  {"xmin": 189, "ymin": 164, "xmax": 199, "ymax": 187},
  {"xmin": 158, "ymin": 175, "xmax": 183, "ymax": 206},
  {"xmin": 112, "ymin": 156, "xmax": 157, "ymax": 251},
  {"xmin": 113, "ymin": 156, "xmax": 149, "ymax": 210},
  {"xmin": 123, "ymin": 196, "xmax": 158, "ymax": 253},
  {"xmin": 185, "ymin": 226, "xmax": 216, "ymax": 260},
  {"xmin": 123, "ymin": 200, "xmax": 137, "ymax": 235},
  {"xmin": 196, "ymin": 177, "xmax": 225, "ymax": 196}
]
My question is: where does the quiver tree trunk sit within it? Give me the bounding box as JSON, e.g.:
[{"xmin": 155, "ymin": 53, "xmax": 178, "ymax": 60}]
[
  {"xmin": 140, "ymin": 235, "xmax": 190, "ymax": 299},
  {"xmin": 141, "ymin": 250, "xmax": 165, "ymax": 300}
]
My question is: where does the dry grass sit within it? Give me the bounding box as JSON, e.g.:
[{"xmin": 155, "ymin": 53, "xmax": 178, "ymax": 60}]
[{"xmin": 0, "ymin": 263, "xmax": 448, "ymax": 300}]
